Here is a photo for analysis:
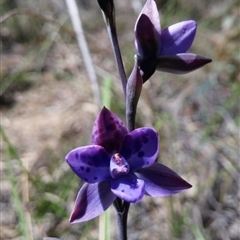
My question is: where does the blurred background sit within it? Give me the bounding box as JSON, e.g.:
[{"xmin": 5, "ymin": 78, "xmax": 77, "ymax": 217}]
[{"xmin": 1, "ymin": 0, "xmax": 239, "ymax": 239}]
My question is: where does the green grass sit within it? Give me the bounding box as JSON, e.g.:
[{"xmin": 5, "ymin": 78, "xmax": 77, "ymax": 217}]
[{"xmin": 1, "ymin": 126, "xmax": 30, "ymax": 239}]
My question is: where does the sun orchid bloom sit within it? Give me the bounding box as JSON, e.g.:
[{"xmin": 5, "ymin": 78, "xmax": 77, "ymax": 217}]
[
  {"xmin": 66, "ymin": 107, "xmax": 192, "ymax": 223},
  {"xmin": 135, "ymin": 0, "xmax": 212, "ymax": 81}
]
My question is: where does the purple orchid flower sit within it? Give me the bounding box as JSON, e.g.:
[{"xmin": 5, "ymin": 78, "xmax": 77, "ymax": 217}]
[
  {"xmin": 66, "ymin": 107, "xmax": 191, "ymax": 223},
  {"xmin": 135, "ymin": 0, "xmax": 212, "ymax": 82}
]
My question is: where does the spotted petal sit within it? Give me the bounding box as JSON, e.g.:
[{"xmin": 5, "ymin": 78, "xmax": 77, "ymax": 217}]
[
  {"xmin": 136, "ymin": 162, "xmax": 192, "ymax": 197},
  {"xmin": 160, "ymin": 20, "xmax": 197, "ymax": 56},
  {"xmin": 156, "ymin": 53, "xmax": 212, "ymax": 74},
  {"xmin": 66, "ymin": 145, "xmax": 111, "ymax": 183},
  {"xmin": 70, "ymin": 182, "xmax": 115, "ymax": 223},
  {"xmin": 92, "ymin": 107, "xmax": 128, "ymax": 155},
  {"xmin": 111, "ymin": 174, "xmax": 145, "ymax": 203},
  {"xmin": 120, "ymin": 127, "xmax": 159, "ymax": 171}
]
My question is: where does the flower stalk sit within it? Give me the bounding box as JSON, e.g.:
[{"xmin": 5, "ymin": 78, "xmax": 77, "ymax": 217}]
[
  {"xmin": 98, "ymin": 0, "xmax": 127, "ymax": 97},
  {"xmin": 107, "ymin": 24, "xmax": 127, "ymax": 97},
  {"xmin": 113, "ymin": 200, "xmax": 130, "ymax": 240},
  {"xmin": 61, "ymin": 1, "xmax": 212, "ymax": 240}
]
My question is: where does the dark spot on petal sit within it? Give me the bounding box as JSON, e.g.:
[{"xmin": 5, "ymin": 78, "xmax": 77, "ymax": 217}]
[
  {"xmin": 80, "ymin": 166, "xmax": 84, "ymax": 171},
  {"xmin": 107, "ymin": 123, "xmax": 115, "ymax": 131},
  {"xmin": 75, "ymin": 152, "xmax": 79, "ymax": 159},
  {"xmin": 121, "ymin": 189, "xmax": 125, "ymax": 192},
  {"xmin": 137, "ymin": 151, "xmax": 145, "ymax": 157},
  {"xmin": 86, "ymin": 167, "xmax": 90, "ymax": 173},
  {"xmin": 84, "ymin": 178, "xmax": 88, "ymax": 181},
  {"xmin": 94, "ymin": 176, "xmax": 98, "ymax": 180}
]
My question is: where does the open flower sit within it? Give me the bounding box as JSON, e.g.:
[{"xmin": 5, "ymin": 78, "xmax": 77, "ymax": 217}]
[
  {"xmin": 135, "ymin": 0, "xmax": 212, "ymax": 81},
  {"xmin": 66, "ymin": 107, "xmax": 191, "ymax": 223}
]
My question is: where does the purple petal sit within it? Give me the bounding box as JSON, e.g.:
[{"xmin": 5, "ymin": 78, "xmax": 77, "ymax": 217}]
[
  {"xmin": 134, "ymin": 0, "xmax": 161, "ymax": 58},
  {"xmin": 120, "ymin": 127, "xmax": 159, "ymax": 171},
  {"xmin": 160, "ymin": 20, "xmax": 197, "ymax": 56},
  {"xmin": 70, "ymin": 182, "xmax": 115, "ymax": 223},
  {"xmin": 136, "ymin": 162, "xmax": 192, "ymax": 197},
  {"xmin": 139, "ymin": 0, "xmax": 161, "ymax": 33},
  {"xmin": 137, "ymin": 57, "xmax": 157, "ymax": 82},
  {"xmin": 156, "ymin": 53, "xmax": 212, "ymax": 74},
  {"xmin": 66, "ymin": 146, "xmax": 111, "ymax": 183},
  {"xmin": 111, "ymin": 174, "xmax": 145, "ymax": 203},
  {"xmin": 135, "ymin": 14, "xmax": 160, "ymax": 58},
  {"xmin": 92, "ymin": 107, "xmax": 128, "ymax": 155}
]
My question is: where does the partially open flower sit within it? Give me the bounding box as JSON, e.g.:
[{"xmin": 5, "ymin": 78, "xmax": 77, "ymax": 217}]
[
  {"xmin": 135, "ymin": 0, "xmax": 212, "ymax": 81},
  {"xmin": 66, "ymin": 107, "xmax": 191, "ymax": 223}
]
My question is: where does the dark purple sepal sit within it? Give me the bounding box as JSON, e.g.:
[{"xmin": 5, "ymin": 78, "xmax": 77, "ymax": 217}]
[
  {"xmin": 137, "ymin": 56, "xmax": 157, "ymax": 82},
  {"xmin": 70, "ymin": 182, "xmax": 115, "ymax": 223},
  {"xmin": 92, "ymin": 107, "xmax": 128, "ymax": 154},
  {"xmin": 135, "ymin": 14, "xmax": 160, "ymax": 58},
  {"xmin": 136, "ymin": 162, "xmax": 192, "ymax": 197},
  {"xmin": 139, "ymin": 0, "xmax": 160, "ymax": 31},
  {"xmin": 156, "ymin": 53, "xmax": 212, "ymax": 74}
]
